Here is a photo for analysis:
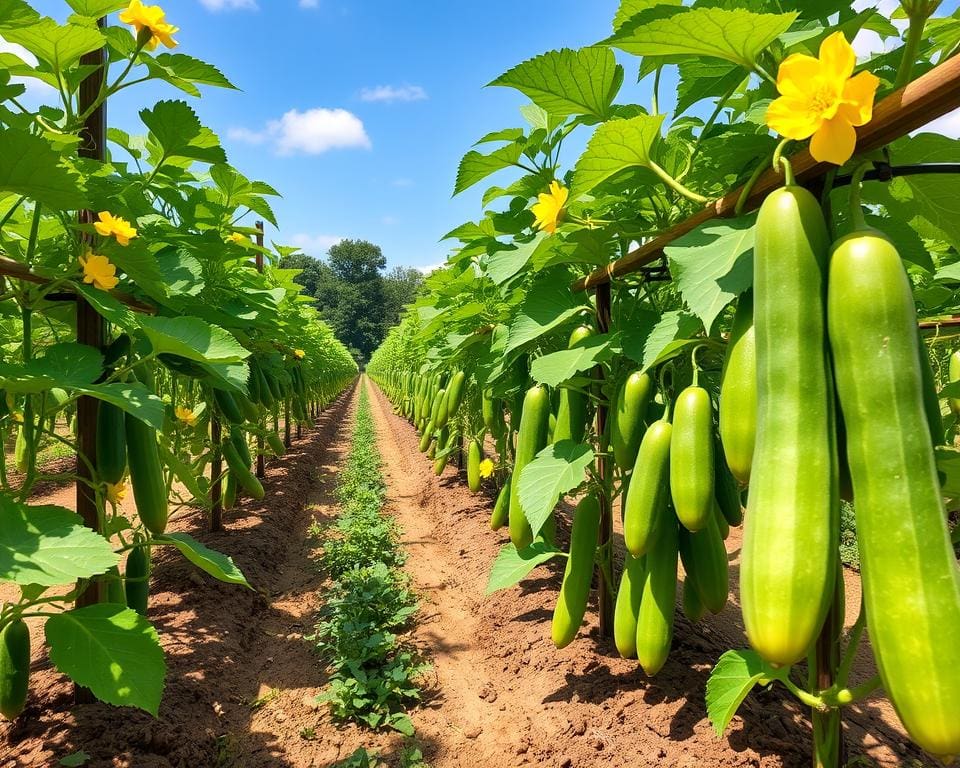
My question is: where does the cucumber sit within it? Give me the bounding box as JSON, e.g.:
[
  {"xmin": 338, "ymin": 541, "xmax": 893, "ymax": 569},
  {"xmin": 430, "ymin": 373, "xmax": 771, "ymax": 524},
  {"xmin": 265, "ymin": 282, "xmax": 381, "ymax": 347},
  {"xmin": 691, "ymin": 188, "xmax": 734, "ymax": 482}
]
[
  {"xmin": 828, "ymin": 225, "xmax": 960, "ymax": 759},
  {"xmin": 611, "ymin": 371, "xmax": 653, "ymax": 472},
  {"xmin": 552, "ymin": 494, "xmax": 601, "ymax": 649},
  {"xmin": 443, "ymin": 371, "xmax": 467, "ymax": 425},
  {"xmin": 670, "ymin": 385, "xmax": 714, "ymax": 532},
  {"xmin": 636, "ymin": 514, "xmax": 678, "ymax": 676},
  {"xmin": 482, "ymin": 389, "xmax": 504, "ymax": 437},
  {"xmin": 949, "ymin": 350, "xmax": 960, "ymax": 418},
  {"xmin": 419, "ymin": 420, "xmax": 435, "ymax": 453},
  {"xmin": 614, "ymin": 553, "xmax": 645, "ymax": 659},
  {"xmin": 267, "ymin": 432, "xmax": 286, "ymax": 457},
  {"xmin": 741, "ymin": 180, "xmax": 837, "ymax": 667},
  {"xmin": 713, "ymin": 433, "xmax": 743, "ymax": 528},
  {"xmin": 103, "ymin": 565, "xmax": 126, "ymax": 604},
  {"xmin": 554, "ymin": 326, "xmax": 593, "ymax": 445},
  {"xmin": 222, "ymin": 436, "xmax": 264, "ymax": 500},
  {"xmin": 682, "ymin": 576, "xmax": 705, "ymax": 623},
  {"xmin": 14, "ymin": 426, "xmax": 27, "ymax": 473},
  {"xmin": 490, "ymin": 476, "xmax": 510, "ymax": 531},
  {"xmin": 508, "ymin": 385, "xmax": 551, "ymax": 549},
  {"xmin": 467, "ymin": 439, "xmax": 482, "ymax": 492},
  {"xmin": 223, "ymin": 469, "xmax": 238, "ymax": 510},
  {"xmin": 235, "ymin": 391, "xmax": 260, "ymax": 424},
  {"xmin": 916, "ymin": 332, "xmax": 942, "ymax": 444},
  {"xmin": 719, "ymin": 291, "xmax": 756, "ymax": 485},
  {"xmin": 125, "ymin": 413, "xmax": 169, "ymax": 535},
  {"xmin": 214, "ymin": 389, "xmax": 244, "ymax": 425},
  {"xmin": 678, "ymin": 512, "xmax": 728, "ymax": 615},
  {"xmin": 0, "ymin": 619, "xmax": 30, "ymax": 720},
  {"xmin": 247, "ymin": 360, "xmax": 262, "ymax": 404},
  {"xmin": 96, "ymin": 401, "xmax": 127, "ymax": 485},
  {"xmin": 125, "ymin": 545, "xmax": 150, "ymax": 615},
  {"xmin": 623, "ymin": 418, "xmax": 671, "ymax": 557}
]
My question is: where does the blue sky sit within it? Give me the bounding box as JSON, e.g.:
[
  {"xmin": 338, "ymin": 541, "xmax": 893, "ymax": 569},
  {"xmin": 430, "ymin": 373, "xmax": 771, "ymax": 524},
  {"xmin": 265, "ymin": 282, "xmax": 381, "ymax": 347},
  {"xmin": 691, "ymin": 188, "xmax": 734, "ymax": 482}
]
[{"xmin": 19, "ymin": 1, "xmax": 960, "ymax": 271}]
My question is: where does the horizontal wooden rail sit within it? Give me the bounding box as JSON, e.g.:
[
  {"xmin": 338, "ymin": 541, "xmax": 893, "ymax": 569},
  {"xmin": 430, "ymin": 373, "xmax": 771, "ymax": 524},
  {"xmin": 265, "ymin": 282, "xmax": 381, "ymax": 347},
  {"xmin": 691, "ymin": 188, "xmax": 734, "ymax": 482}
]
[
  {"xmin": 573, "ymin": 54, "xmax": 960, "ymax": 292},
  {"xmin": 0, "ymin": 256, "xmax": 156, "ymax": 314}
]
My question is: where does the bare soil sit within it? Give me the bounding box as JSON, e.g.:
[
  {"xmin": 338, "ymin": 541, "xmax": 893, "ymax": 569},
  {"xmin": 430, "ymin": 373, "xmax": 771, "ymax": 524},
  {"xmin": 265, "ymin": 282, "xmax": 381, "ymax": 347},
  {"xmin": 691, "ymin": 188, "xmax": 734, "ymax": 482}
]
[{"xmin": 0, "ymin": 378, "xmax": 927, "ymax": 768}]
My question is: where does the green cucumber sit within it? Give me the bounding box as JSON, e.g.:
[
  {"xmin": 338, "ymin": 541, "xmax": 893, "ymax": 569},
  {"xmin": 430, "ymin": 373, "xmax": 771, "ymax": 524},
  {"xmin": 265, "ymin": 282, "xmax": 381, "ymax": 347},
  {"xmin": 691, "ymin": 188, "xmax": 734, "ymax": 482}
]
[
  {"xmin": 467, "ymin": 439, "xmax": 482, "ymax": 492},
  {"xmin": 614, "ymin": 553, "xmax": 645, "ymax": 659},
  {"xmin": 490, "ymin": 476, "xmax": 510, "ymax": 531},
  {"xmin": 125, "ymin": 413, "xmax": 169, "ymax": 535},
  {"xmin": 678, "ymin": 512, "xmax": 728, "ymax": 615},
  {"xmin": 670, "ymin": 385, "xmax": 714, "ymax": 532},
  {"xmin": 552, "ymin": 494, "xmax": 601, "ymax": 649},
  {"xmin": 611, "ymin": 371, "xmax": 653, "ymax": 472},
  {"xmin": 125, "ymin": 545, "xmax": 150, "ymax": 615},
  {"xmin": 636, "ymin": 514, "xmax": 678, "ymax": 676},
  {"xmin": 554, "ymin": 326, "xmax": 593, "ymax": 445},
  {"xmin": 214, "ymin": 389, "xmax": 244, "ymax": 425},
  {"xmin": 222, "ymin": 436, "xmax": 264, "ymax": 500},
  {"xmin": 96, "ymin": 401, "xmax": 127, "ymax": 485},
  {"xmin": 719, "ymin": 291, "xmax": 756, "ymax": 485},
  {"xmin": 0, "ymin": 619, "xmax": 30, "ymax": 720},
  {"xmin": 623, "ymin": 418, "xmax": 671, "ymax": 557},
  {"xmin": 508, "ymin": 385, "xmax": 551, "ymax": 549}
]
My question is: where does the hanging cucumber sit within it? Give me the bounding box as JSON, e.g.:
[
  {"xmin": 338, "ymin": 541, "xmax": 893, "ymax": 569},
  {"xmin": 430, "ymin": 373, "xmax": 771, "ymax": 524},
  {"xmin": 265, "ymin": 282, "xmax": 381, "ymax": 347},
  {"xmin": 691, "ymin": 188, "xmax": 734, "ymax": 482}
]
[
  {"xmin": 14, "ymin": 426, "xmax": 27, "ymax": 473},
  {"xmin": 678, "ymin": 512, "xmax": 728, "ymax": 615},
  {"xmin": 611, "ymin": 371, "xmax": 653, "ymax": 472},
  {"xmin": 554, "ymin": 326, "xmax": 594, "ymax": 445},
  {"xmin": 614, "ymin": 553, "xmax": 646, "ymax": 659},
  {"xmin": 467, "ymin": 439, "xmax": 482, "ymax": 492},
  {"xmin": 713, "ymin": 432, "xmax": 743, "ymax": 528},
  {"xmin": 636, "ymin": 514, "xmax": 678, "ymax": 676},
  {"xmin": 682, "ymin": 576, "xmax": 705, "ymax": 623},
  {"xmin": 623, "ymin": 418, "xmax": 672, "ymax": 557},
  {"xmin": 949, "ymin": 350, "xmax": 960, "ymax": 418},
  {"xmin": 552, "ymin": 494, "xmax": 601, "ymax": 649},
  {"xmin": 490, "ymin": 476, "xmax": 510, "ymax": 531},
  {"xmin": 741, "ymin": 165, "xmax": 837, "ymax": 667},
  {"xmin": 719, "ymin": 291, "xmax": 756, "ymax": 486},
  {"xmin": 96, "ymin": 401, "xmax": 127, "ymax": 485},
  {"xmin": 443, "ymin": 371, "xmax": 467, "ymax": 425},
  {"xmin": 828, "ymin": 178, "xmax": 960, "ymax": 759},
  {"xmin": 214, "ymin": 389, "xmax": 244, "ymax": 425},
  {"xmin": 267, "ymin": 431, "xmax": 286, "ymax": 457},
  {"xmin": 125, "ymin": 413, "xmax": 169, "ymax": 535},
  {"xmin": 508, "ymin": 385, "xmax": 551, "ymax": 549},
  {"xmin": 670, "ymin": 383, "xmax": 714, "ymax": 532},
  {"xmin": 0, "ymin": 619, "xmax": 30, "ymax": 720},
  {"xmin": 222, "ymin": 433, "xmax": 264, "ymax": 500},
  {"xmin": 125, "ymin": 545, "xmax": 150, "ymax": 616}
]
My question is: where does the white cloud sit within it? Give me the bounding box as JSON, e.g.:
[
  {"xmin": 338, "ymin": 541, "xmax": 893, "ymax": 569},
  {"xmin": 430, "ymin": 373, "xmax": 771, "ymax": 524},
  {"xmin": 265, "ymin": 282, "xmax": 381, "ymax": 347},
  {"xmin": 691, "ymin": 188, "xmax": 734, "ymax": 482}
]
[
  {"xmin": 290, "ymin": 233, "xmax": 343, "ymax": 255},
  {"xmin": 851, "ymin": 0, "xmax": 906, "ymax": 60},
  {"xmin": 229, "ymin": 108, "xmax": 371, "ymax": 155},
  {"xmin": 416, "ymin": 263, "xmax": 445, "ymax": 274},
  {"xmin": 359, "ymin": 84, "xmax": 428, "ymax": 103},
  {"xmin": 299, "ymin": 0, "xmax": 320, "ymax": 6},
  {"xmin": 391, "ymin": 178, "xmax": 414, "ymax": 187},
  {"xmin": 199, "ymin": 0, "xmax": 258, "ymax": 10}
]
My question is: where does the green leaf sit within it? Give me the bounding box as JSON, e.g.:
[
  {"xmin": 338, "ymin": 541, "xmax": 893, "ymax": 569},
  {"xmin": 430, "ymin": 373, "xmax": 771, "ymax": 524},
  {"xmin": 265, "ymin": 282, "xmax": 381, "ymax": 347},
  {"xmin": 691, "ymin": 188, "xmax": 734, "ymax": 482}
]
[
  {"xmin": 58, "ymin": 751, "xmax": 91, "ymax": 767},
  {"xmin": 518, "ymin": 441, "xmax": 594, "ymax": 536},
  {"xmin": 676, "ymin": 59, "xmax": 745, "ymax": 115},
  {"xmin": 607, "ymin": 7, "xmax": 797, "ymax": 69},
  {"xmin": 80, "ymin": 382, "xmax": 165, "ymax": 431},
  {"xmin": 490, "ymin": 47, "xmax": 623, "ymax": 120},
  {"xmin": 706, "ymin": 649, "xmax": 773, "ymax": 736},
  {"xmin": 65, "ymin": 0, "xmax": 126, "ymax": 16},
  {"xmin": 145, "ymin": 53, "xmax": 236, "ymax": 97},
  {"xmin": 0, "ymin": 128, "xmax": 88, "ymax": 209},
  {"xmin": 0, "ymin": 0, "xmax": 40, "ymax": 27},
  {"xmin": 665, "ymin": 214, "xmax": 755, "ymax": 333},
  {"xmin": 485, "ymin": 541, "xmax": 560, "ymax": 594},
  {"xmin": 2, "ymin": 18, "xmax": 104, "ymax": 70},
  {"xmin": 76, "ymin": 284, "xmax": 139, "ymax": 330},
  {"xmin": 154, "ymin": 532, "xmax": 250, "ymax": 588},
  {"xmin": 140, "ymin": 100, "xmax": 227, "ymax": 166},
  {"xmin": 157, "ymin": 445, "xmax": 207, "ymax": 504},
  {"xmin": 483, "ymin": 234, "xmax": 546, "ymax": 285},
  {"xmin": 45, "ymin": 604, "xmax": 166, "ymax": 715},
  {"xmin": 530, "ymin": 333, "xmax": 617, "ymax": 387},
  {"xmin": 0, "ymin": 342, "xmax": 100, "ymax": 392},
  {"xmin": 0, "ymin": 497, "xmax": 118, "ymax": 587},
  {"xmin": 572, "ymin": 114, "xmax": 665, "ymax": 196},
  {"xmin": 139, "ymin": 316, "xmax": 248, "ymax": 363},
  {"xmin": 454, "ymin": 140, "xmax": 525, "ymax": 196},
  {"xmin": 642, "ymin": 310, "xmax": 701, "ymax": 372},
  {"xmin": 505, "ymin": 270, "xmax": 588, "ymax": 354},
  {"xmin": 613, "ymin": 0, "xmax": 681, "ymax": 31}
]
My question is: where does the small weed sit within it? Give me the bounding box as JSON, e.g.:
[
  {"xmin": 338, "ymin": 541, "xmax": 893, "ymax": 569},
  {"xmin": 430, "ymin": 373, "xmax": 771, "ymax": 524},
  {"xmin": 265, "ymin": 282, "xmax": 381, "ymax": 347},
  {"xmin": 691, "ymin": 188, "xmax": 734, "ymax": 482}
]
[
  {"xmin": 248, "ymin": 687, "xmax": 280, "ymax": 710},
  {"xmin": 299, "ymin": 727, "xmax": 316, "ymax": 741}
]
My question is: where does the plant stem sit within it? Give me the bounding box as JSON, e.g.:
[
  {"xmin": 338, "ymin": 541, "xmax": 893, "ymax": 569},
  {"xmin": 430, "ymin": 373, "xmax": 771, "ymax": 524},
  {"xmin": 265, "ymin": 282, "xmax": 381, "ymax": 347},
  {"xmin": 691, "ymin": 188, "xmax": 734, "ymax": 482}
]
[
  {"xmin": 647, "ymin": 160, "xmax": 710, "ymax": 204},
  {"xmin": 849, "ymin": 161, "xmax": 872, "ymax": 231},
  {"xmin": 893, "ymin": 8, "xmax": 930, "ymax": 91}
]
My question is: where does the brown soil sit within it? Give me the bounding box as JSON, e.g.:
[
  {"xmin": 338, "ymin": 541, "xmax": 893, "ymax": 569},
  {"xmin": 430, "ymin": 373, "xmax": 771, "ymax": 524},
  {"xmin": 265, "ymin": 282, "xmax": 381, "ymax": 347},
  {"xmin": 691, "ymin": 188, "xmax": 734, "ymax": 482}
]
[{"xmin": 0, "ymin": 378, "xmax": 928, "ymax": 768}]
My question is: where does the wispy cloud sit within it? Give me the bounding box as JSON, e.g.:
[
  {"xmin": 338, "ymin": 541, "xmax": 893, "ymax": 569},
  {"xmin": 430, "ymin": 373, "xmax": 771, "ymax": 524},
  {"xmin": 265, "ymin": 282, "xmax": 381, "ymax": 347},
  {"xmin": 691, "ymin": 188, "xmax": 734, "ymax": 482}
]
[
  {"xmin": 199, "ymin": 0, "xmax": 258, "ymax": 10},
  {"xmin": 416, "ymin": 263, "xmax": 444, "ymax": 275},
  {"xmin": 228, "ymin": 108, "xmax": 371, "ymax": 155},
  {"xmin": 391, "ymin": 178, "xmax": 414, "ymax": 188},
  {"xmin": 359, "ymin": 84, "xmax": 428, "ymax": 104},
  {"xmin": 290, "ymin": 233, "xmax": 343, "ymax": 255}
]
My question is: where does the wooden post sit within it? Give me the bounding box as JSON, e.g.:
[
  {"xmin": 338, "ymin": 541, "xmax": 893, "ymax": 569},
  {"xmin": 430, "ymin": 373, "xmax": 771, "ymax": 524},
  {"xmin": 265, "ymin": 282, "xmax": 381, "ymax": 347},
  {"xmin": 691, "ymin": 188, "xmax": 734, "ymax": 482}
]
[
  {"xmin": 595, "ymin": 282, "xmax": 614, "ymax": 639},
  {"xmin": 210, "ymin": 417, "xmax": 223, "ymax": 532},
  {"xmin": 254, "ymin": 221, "xmax": 266, "ymax": 478}
]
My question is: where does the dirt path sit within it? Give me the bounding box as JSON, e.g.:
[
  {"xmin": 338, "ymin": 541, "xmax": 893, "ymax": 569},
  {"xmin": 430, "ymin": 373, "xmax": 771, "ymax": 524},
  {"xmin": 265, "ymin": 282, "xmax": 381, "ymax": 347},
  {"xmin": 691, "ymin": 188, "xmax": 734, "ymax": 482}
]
[{"xmin": 364, "ymin": 379, "xmax": 921, "ymax": 768}]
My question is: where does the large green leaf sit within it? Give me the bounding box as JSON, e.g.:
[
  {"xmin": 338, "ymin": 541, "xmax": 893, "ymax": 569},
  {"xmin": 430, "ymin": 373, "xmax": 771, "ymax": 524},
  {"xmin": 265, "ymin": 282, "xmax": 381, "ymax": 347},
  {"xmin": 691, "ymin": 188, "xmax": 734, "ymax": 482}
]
[
  {"xmin": 0, "ymin": 0, "xmax": 40, "ymax": 27},
  {"xmin": 65, "ymin": 0, "xmax": 126, "ymax": 15},
  {"xmin": 505, "ymin": 271, "xmax": 588, "ymax": 354},
  {"xmin": 76, "ymin": 284, "xmax": 139, "ymax": 331},
  {"xmin": 0, "ymin": 498, "xmax": 117, "ymax": 587},
  {"xmin": 607, "ymin": 7, "xmax": 797, "ymax": 69},
  {"xmin": 145, "ymin": 53, "xmax": 236, "ymax": 98},
  {"xmin": 139, "ymin": 316, "xmax": 248, "ymax": 363},
  {"xmin": 82, "ymin": 382, "xmax": 165, "ymax": 430},
  {"xmin": 485, "ymin": 541, "xmax": 560, "ymax": 595},
  {"xmin": 706, "ymin": 649, "xmax": 776, "ymax": 736},
  {"xmin": 140, "ymin": 100, "xmax": 227, "ymax": 166},
  {"xmin": 454, "ymin": 140, "xmax": 525, "ymax": 196},
  {"xmin": 2, "ymin": 18, "xmax": 104, "ymax": 70},
  {"xmin": 612, "ymin": 0, "xmax": 681, "ymax": 31},
  {"xmin": 45, "ymin": 604, "xmax": 165, "ymax": 715},
  {"xmin": 154, "ymin": 533, "xmax": 250, "ymax": 588},
  {"xmin": 665, "ymin": 214, "xmax": 755, "ymax": 333},
  {"xmin": 0, "ymin": 342, "xmax": 101, "ymax": 391},
  {"xmin": 572, "ymin": 114, "xmax": 665, "ymax": 196},
  {"xmin": 530, "ymin": 333, "xmax": 617, "ymax": 387},
  {"xmin": 676, "ymin": 59, "xmax": 745, "ymax": 115},
  {"xmin": 483, "ymin": 234, "xmax": 547, "ymax": 285},
  {"xmin": 489, "ymin": 47, "xmax": 623, "ymax": 120},
  {"xmin": 518, "ymin": 441, "xmax": 594, "ymax": 537},
  {"xmin": 642, "ymin": 310, "xmax": 701, "ymax": 372},
  {"xmin": 0, "ymin": 128, "xmax": 88, "ymax": 209}
]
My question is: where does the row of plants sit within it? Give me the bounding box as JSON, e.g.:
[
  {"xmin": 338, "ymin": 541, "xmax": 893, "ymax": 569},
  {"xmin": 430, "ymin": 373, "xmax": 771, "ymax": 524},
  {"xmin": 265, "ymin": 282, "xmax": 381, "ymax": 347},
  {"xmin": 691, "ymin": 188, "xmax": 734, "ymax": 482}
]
[
  {"xmin": 310, "ymin": 383, "xmax": 427, "ymax": 737},
  {"xmin": 0, "ymin": 0, "xmax": 356, "ymax": 723},
  {"xmin": 369, "ymin": 1, "xmax": 960, "ymax": 765}
]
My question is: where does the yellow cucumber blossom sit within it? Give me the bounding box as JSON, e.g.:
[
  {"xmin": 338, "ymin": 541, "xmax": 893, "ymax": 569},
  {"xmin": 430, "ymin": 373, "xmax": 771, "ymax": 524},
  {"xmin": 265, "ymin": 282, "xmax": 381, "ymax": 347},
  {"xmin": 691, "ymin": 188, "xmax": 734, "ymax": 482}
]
[
  {"xmin": 106, "ymin": 481, "xmax": 126, "ymax": 505},
  {"xmin": 226, "ymin": 232, "xmax": 247, "ymax": 245},
  {"xmin": 765, "ymin": 31, "xmax": 880, "ymax": 166},
  {"xmin": 175, "ymin": 406, "xmax": 198, "ymax": 427},
  {"xmin": 94, "ymin": 211, "xmax": 138, "ymax": 246},
  {"xmin": 119, "ymin": 0, "xmax": 179, "ymax": 51},
  {"xmin": 531, "ymin": 180, "xmax": 569, "ymax": 235},
  {"xmin": 478, "ymin": 458, "xmax": 495, "ymax": 479},
  {"xmin": 79, "ymin": 251, "xmax": 120, "ymax": 291},
  {"xmin": 293, "ymin": 349, "xmax": 306, "ymax": 360}
]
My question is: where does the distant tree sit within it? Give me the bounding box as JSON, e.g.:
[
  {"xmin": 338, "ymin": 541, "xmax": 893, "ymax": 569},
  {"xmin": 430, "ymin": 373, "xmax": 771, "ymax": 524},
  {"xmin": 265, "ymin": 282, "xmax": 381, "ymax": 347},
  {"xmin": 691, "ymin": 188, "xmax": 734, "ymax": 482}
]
[{"xmin": 382, "ymin": 266, "xmax": 424, "ymax": 333}]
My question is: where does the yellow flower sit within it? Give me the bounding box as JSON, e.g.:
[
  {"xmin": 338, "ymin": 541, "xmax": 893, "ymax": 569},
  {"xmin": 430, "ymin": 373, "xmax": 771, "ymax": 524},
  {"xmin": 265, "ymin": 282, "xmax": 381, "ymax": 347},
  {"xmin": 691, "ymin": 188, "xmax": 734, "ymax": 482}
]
[
  {"xmin": 79, "ymin": 251, "xmax": 120, "ymax": 291},
  {"xmin": 106, "ymin": 481, "xmax": 126, "ymax": 505},
  {"xmin": 531, "ymin": 181, "xmax": 569, "ymax": 235},
  {"xmin": 765, "ymin": 32, "xmax": 880, "ymax": 166},
  {"xmin": 93, "ymin": 211, "xmax": 138, "ymax": 246},
  {"xmin": 118, "ymin": 0, "xmax": 179, "ymax": 51},
  {"xmin": 175, "ymin": 406, "xmax": 198, "ymax": 427},
  {"xmin": 226, "ymin": 232, "xmax": 247, "ymax": 245},
  {"xmin": 293, "ymin": 349, "xmax": 306, "ymax": 360},
  {"xmin": 478, "ymin": 458, "xmax": 495, "ymax": 479}
]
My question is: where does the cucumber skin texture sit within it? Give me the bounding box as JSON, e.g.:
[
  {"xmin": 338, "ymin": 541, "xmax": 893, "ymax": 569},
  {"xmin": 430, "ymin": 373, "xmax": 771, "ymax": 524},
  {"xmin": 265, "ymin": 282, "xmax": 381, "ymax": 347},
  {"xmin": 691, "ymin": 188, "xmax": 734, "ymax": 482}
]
[
  {"xmin": 828, "ymin": 230, "xmax": 960, "ymax": 758},
  {"xmin": 719, "ymin": 292, "xmax": 756, "ymax": 485},
  {"xmin": 125, "ymin": 546, "xmax": 150, "ymax": 615},
  {"xmin": 14, "ymin": 427, "xmax": 27, "ymax": 473},
  {"xmin": 678, "ymin": 512, "xmax": 728, "ymax": 614},
  {"xmin": 467, "ymin": 440, "xmax": 482, "ymax": 492},
  {"xmin": 552, "ymin": 495, "xmax": 601, "ymax": 649},
  {"xmin": 713, "ymin": 434, "xmax": 743, "ymax": 527},
  {"xmin": 444, "ymin": 371, "xmax": 467, "ymax": 423},
  {"xmin": 96, "ymin": 402, "xmax": 127, "ymax": 485},
  {"xmin": 682, "ymin": 577, "xmax": 705, "ymax": 622},
  {"xmin": 554, "ymin": 326, "xmax": 593, "ymax": 445},
  {"xmin": 916, "ymin": 332, "xmax": 942, "ymax": 444},
  {"xmin": 125, "ymin": 414, "xmax": 169, "ymax": 535},
  {"xmin": 267, "ymin": 432, "xmax": 286, "ymax": 457},
  {"xmin": 611, "ymin": 372, "xmax": 653, "ymax": 472},
  {"xmin": 490, "ymin": 476, "xmax": 511, "ymax": 530},
  {"xmin": 636, "ymin": 515, "xmax": 678, "ymax": 676},
  {"xmin": 669, "ymin": 386, "xmax": 714, "ymax": 532},
  {"xmin": 103, "ymin": 565, "xmax": 126, "ymax": 604},
  {"xmin": 509, "ymin": 385, "xmax": 551, "ymax": 549},
  {"xmin": 741, "ymin": 185, "xmax": 838, "ymax": 668},
  {"xmin": 614, "ymin": 554, "xmax": 646, "ymax": 659},
  {"xmin": 235, "ymin": 392, "xmax": 260, "ymax": 424},
  {"xmin": 623, "ymin": 419, "xmax": 672, "ymax": 557},
  {"xmin": 950, "ymin": 350, "xmax": 960, "ymax": 417},
  {"xmin": 222, "ymin": 437, "xmax": 264, "ymax": 500},
  {"xmin": 481, "ymin": 390, "xmax": 503, "ymax": 436},
  {"xmin": 214, "ymin": 389, "xmax": 244, "ymax": 425},
  {"xmin": 418, "ymin": 420, "xmax": 435, "ymax": 453},
  {"xmin": 223, "ymin": 469, "xmax": 238, "ymax": 510},
  {"xmin": 0, "ymin": 619, "xmax": 29, "ymax": 720}
]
